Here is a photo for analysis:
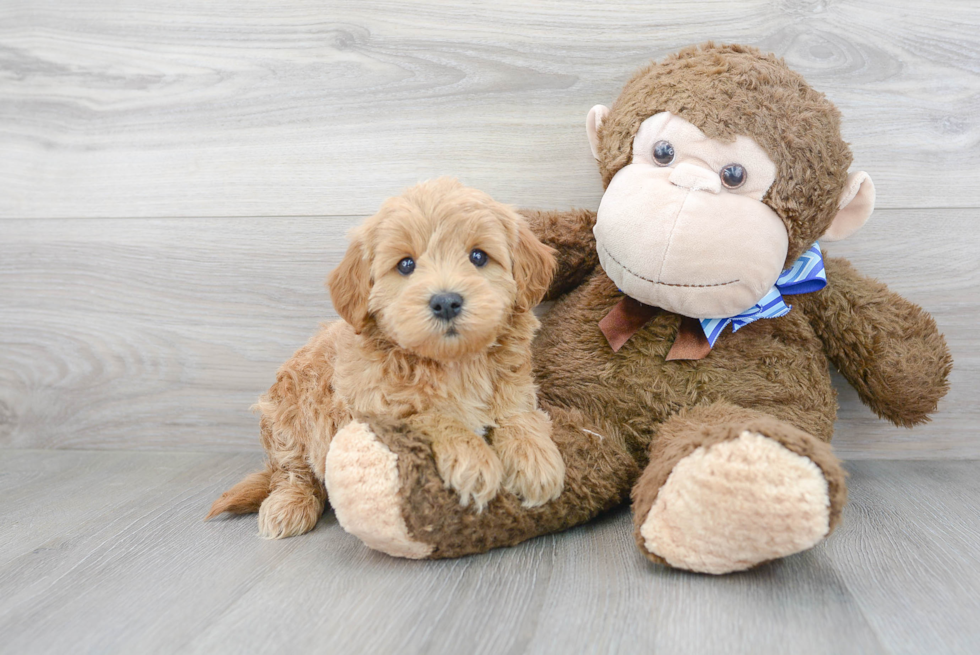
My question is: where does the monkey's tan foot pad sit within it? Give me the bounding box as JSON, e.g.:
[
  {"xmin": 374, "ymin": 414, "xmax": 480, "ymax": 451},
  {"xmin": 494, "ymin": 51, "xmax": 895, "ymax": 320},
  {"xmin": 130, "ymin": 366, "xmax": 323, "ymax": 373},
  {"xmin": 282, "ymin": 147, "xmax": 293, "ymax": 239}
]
[
  {"xmin": 325, "ymin": 421, "xmax": 434, "ymax": 559},
  {"xmin": 637, "ymin": 431, "xmax": 830, "ymax": 574}
]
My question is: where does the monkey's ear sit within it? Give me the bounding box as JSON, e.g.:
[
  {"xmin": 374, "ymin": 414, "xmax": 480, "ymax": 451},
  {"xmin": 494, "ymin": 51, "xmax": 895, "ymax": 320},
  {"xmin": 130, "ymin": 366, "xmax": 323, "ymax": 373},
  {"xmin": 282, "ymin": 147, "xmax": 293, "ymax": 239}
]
[
  {"xmin": 822, "ymin": 171, "xmax": 876, "ymax": 242},
  {"xmin": 586, "ymin": 105, "xmax": 610, "ymax": 160},
  {"xmin": 513, "ymin": 220, "xmax": 557, "ymax": 313},
  {"xmin": 327, "ymin": 227, "xmax": 372, "ymax": 333}
]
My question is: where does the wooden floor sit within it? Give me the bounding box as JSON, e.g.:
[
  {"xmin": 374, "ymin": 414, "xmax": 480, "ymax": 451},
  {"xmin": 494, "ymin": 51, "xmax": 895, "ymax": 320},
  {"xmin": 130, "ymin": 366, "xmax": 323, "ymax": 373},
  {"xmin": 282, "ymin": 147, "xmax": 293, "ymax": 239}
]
[
  {"xmin": 0, "ymin": 451, "xmax": 977, "ymax": 655},
  {"xmin": 2, "ymin": 1, "xmax": 980, "ymax": 653}
]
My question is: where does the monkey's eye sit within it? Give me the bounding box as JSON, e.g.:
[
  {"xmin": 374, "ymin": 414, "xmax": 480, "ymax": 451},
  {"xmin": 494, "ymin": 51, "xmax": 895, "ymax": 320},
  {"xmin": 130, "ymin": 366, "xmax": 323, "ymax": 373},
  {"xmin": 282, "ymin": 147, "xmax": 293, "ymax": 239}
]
[
  {"xmin": 397, "ymin": 257, "xmax": 416, "ymax": 275},
  {"xmin": 721, "ymin": 164, "xmax": 746, "ymax": 189},
  {"xmin": 469, "ymin": 249, "xmax": 488, "ymax": 268},
  {"xmin": 652, "ymin": 140, "xmax": 675, "ymax": 166}
]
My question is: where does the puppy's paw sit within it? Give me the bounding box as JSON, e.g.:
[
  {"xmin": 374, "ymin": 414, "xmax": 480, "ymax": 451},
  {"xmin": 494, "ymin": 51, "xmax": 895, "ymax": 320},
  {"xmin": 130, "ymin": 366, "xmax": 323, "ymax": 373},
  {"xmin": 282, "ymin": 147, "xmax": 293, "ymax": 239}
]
[
  {"xmin": 432, "ymin": 437, "xmax": 504, "ymax": 511},
  {"xmin": 257, "ymin": 484, "xmax": 324, "ymax": 539},
  {"xmin": 497, "ymin": 434, "xmax": 565, "ymax": 508}
]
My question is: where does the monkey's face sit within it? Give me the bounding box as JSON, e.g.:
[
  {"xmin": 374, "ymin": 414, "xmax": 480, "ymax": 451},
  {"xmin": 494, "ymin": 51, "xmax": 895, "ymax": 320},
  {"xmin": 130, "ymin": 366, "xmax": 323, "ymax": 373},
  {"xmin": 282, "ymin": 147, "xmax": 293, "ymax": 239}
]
[{"xmin": 593, "ymin": 112, "xmax": 789, "ymax": 319}]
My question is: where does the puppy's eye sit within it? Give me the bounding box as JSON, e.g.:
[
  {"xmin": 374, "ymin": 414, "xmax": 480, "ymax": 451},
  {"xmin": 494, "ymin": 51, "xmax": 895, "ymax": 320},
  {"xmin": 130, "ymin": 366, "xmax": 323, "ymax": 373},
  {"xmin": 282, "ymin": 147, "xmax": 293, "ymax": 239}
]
[
  {"xmin": 721, "ymin": 164, "xmax": 746, "ymax": 189},
  {"xmin": 652, "ymin": 140, "xmax": 675, "ymax": 166},
  {"xmin": 397, "ymin": 257, "xmax": 415, "ymax": 275},
  {"xmin": 469, "ymin": 249, "xmax": 488, "ymax": 268}
]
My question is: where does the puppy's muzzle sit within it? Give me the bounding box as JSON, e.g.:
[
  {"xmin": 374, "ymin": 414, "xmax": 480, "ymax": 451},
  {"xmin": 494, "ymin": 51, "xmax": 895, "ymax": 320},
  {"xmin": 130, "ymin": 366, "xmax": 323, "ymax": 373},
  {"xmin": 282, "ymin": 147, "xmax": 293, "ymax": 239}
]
[{"xmin": 430, "ymin": 292, "xmax": 464, "ymax": 322}]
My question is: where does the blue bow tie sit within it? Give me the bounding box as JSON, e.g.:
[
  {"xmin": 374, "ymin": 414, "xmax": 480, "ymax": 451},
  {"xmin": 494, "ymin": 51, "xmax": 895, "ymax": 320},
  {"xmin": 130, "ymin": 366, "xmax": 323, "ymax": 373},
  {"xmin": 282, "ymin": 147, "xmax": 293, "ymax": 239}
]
[{"xmin": 700, "ymin": 243, "xmax": 827, "ymax": 347}]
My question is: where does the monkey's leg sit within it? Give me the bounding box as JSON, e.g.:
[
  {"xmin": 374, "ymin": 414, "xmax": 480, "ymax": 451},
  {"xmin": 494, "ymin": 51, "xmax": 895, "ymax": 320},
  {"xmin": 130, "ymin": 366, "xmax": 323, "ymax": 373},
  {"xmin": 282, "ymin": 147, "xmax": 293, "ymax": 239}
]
[
  {"xmin": 631, "ymin": 401, "xmax": 847, "ymax": 574},
  {"xmin": 323, "ymin": 404, "xmax": 638, "ymax": 559}
]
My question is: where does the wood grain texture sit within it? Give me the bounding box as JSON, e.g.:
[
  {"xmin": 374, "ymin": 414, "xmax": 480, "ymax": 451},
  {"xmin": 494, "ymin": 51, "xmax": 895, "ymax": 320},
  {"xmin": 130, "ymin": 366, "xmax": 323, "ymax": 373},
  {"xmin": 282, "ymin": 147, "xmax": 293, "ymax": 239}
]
[
  {"xmin": 1, "ymin": 0, "xmax": 978, "ymax": 219},
  {"xmin": 1, "ymin": 208, "xmax": 975, "ymax": 456},
  {"xmin": 0, "ymin": 451, "xmax": 977, "ymax": 654},
  {"xmin": 0, "ymin": 215, "xmax": 359, "ymax": 451},
  {"xmin": 827, "ymin": 460, "xmax": 980, "ymax": 654}
]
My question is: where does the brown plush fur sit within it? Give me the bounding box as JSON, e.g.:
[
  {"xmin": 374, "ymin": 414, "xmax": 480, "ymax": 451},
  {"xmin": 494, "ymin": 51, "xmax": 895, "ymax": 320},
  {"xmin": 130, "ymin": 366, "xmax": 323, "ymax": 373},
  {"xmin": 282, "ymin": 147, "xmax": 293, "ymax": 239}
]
[
  {"xmin": 595, "ymin": 42, "xmax": 852, "ymax": 266},
  {"xmin": 329, "ymin": 44, "xmax": 951, "ymax": 572},
  {"xmin": 629, "ymin": 401, "xmax": 847, "ymax": 567},
  {"xmin": 795, "ymin": 257, "xmax": 952, "ymax": 427},
  {"xmin": 207, "ymin": 178, "xmax": 562, "ymax": 535},
  {"xmin": 371, "ymin": 403, "xmax": 639, "ymax": 558}
]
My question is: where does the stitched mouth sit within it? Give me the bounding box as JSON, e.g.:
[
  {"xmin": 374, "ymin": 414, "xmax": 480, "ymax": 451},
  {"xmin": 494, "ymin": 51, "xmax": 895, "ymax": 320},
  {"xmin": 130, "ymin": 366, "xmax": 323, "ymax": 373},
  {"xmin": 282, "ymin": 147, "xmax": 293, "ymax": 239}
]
[{"xmin": 599, "ymin": 243, "xmax": 738, "ymax": 288}]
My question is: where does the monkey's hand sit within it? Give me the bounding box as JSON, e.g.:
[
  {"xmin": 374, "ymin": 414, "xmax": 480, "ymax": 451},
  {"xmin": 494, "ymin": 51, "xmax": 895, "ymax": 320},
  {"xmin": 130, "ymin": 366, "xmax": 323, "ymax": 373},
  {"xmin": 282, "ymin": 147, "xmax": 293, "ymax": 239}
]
[
  {"xmin": 796, "ymin": 256, "xmax": 952, "ymax": 427},
  {"xmin": 518, "ymin": 208, "xmax": 599, "ymax": 300}
]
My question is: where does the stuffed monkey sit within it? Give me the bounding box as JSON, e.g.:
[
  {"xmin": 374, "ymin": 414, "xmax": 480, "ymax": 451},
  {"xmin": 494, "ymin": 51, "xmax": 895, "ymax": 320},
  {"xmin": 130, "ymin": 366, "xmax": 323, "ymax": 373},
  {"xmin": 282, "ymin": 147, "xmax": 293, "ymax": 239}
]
[{"xmin": 320, "ymin": 44, "xmax": 953, "ymax": 573}]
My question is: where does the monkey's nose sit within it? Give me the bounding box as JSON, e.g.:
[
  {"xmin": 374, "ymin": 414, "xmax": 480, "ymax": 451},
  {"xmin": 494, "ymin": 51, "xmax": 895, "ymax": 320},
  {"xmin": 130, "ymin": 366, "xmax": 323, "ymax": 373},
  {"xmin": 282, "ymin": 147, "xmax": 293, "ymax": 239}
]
[
  {"xmin": 430, "ymin": 292, "xmax": 464, "ymax": 321},
  {"xmin": 668, "ymin": 163, "xmax": 721, "ymax": 193}
]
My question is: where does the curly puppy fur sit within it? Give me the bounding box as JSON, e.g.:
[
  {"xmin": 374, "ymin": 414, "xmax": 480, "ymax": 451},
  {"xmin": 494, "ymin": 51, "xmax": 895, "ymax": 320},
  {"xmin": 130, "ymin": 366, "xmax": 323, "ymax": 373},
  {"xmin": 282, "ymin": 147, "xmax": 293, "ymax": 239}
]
[{"xmin": 206, "ymin": 178, "xmax": 563, "ymax": 537}]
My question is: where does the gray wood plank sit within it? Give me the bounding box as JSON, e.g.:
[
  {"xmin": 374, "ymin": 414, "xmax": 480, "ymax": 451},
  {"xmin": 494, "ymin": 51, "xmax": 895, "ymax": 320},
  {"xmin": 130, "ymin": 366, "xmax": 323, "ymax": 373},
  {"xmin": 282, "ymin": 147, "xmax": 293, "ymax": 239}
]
[
  {"xmin": 0, "ymin": 450, "xmax": 218, "ymax": 568},
  {"xmin": 0, "ymin": 215, "xmax": 360, "ymax": 451},
  {"xmin": 185, "ymin": 512, "xmax": 889, "ymax": 655},
  {"xmin": 0, "ymin": 450, "xmax": 314, "ymax": 655},
  {"xmin": 521, "ymin": 518, "xmax": 888, "ymax": 655},
  {"xmin": 1, "ymin": 0, "xmax": 978, "ymax": 219},
  {"xmin": 1, "ymin": 209, "xmax": 975, "ymax": 456},
  {"xmin": 828, "ymin": 460, "xmax": 980, "ymax": 654},
  {"xmin": 1, "ymin": 452, "xmax": 978, "ymax": 654}
]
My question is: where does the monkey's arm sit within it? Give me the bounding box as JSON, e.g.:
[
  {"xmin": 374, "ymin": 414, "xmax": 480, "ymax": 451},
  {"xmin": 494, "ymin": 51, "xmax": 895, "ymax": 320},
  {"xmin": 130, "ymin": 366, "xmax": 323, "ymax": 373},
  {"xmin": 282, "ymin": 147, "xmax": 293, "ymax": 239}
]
[
  {"xmin": 795, "ymin": 256, "xmax": 952, "ymax": 427},
  {"xmin": 518, "ymin": 208, "xmax": 599, "ymax": 300}
]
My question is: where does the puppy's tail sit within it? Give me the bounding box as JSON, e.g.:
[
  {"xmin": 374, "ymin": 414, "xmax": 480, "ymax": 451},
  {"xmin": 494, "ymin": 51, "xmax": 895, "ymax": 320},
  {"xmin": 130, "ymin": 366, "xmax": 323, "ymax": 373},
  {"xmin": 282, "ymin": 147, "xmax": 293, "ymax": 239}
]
[{"xmin": 205, "ymin": 467, "xmax": 273, "ymax": 520}]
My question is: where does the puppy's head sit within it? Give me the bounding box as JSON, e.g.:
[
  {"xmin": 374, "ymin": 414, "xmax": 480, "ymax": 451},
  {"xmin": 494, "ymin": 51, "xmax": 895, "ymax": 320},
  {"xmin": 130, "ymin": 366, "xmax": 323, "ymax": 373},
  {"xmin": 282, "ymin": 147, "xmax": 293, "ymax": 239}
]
[{"xmin": 327, "ymin": 178, "xmax": 555, "ymax": 361}]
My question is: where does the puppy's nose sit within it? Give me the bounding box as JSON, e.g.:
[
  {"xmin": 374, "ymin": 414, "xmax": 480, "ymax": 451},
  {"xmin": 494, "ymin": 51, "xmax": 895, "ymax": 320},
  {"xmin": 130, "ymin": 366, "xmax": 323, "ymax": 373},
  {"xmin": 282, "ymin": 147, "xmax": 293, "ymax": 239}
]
[{"xmin": 430, "ymin": 292, "xmax": 464, "ymax": 321}]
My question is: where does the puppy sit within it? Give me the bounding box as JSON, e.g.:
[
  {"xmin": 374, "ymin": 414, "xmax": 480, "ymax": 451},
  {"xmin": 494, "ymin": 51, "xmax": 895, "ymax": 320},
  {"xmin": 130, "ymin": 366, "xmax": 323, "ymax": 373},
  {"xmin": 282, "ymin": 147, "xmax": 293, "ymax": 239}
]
[{"xmin": 207, "ymin": 178, "xmax": 564, "ymax": 538}]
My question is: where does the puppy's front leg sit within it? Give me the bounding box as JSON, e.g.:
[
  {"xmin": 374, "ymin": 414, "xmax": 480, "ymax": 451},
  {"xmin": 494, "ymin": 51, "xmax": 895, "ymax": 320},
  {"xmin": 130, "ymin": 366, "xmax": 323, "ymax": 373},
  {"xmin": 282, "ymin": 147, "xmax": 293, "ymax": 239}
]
[
  {"xmin": 410, "ymin": 413, "xmax": 503, "ymax": 511},
  {"xmin": 493, "ymin": 409, "xmax": 565, "ymax": 508}
]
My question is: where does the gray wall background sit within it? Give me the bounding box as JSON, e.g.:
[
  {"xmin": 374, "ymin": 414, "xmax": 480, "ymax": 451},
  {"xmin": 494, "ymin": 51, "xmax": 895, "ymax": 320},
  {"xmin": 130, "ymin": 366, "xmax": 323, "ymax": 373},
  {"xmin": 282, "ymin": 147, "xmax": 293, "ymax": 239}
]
[{"xmin": 1, "ymin": 0, "xmax": 977, "ymax": 458}]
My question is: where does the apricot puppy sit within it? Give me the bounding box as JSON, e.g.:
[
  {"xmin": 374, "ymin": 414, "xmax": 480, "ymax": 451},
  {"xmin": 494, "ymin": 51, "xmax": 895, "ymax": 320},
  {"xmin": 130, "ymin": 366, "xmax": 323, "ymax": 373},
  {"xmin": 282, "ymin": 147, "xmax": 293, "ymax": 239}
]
[{"xmin": 207, "ymin": 178, "xmax": 564, "ymax": 538}]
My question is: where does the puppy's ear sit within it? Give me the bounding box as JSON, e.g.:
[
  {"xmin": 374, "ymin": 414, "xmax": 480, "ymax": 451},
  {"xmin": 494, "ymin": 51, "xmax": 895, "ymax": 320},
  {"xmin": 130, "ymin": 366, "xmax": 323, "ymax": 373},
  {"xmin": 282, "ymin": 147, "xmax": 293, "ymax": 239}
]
[
  {"xmin": 512, "ymin": 220, "xmax": 557, "ymax": 312},
  {"xmin": 327, "ymin": 227, "xmax": 372, "ymax": 333}
]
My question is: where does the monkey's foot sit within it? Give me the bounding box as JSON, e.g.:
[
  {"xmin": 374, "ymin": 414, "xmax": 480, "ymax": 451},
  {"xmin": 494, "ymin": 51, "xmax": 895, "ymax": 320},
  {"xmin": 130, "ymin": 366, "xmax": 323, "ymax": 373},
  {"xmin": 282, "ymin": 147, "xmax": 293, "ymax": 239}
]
[
  {"xmin": 324, "ymin": 421, "xmax": 433, "ymax": 559},
  {"xmin": 635, "ymin": 431, "xmax": 832, "ymax": 574}
]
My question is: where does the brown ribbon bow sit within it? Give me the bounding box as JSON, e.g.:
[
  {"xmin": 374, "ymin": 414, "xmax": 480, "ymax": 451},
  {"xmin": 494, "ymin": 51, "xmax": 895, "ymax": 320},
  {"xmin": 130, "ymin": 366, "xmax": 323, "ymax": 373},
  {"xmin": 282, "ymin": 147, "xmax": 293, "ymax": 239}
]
[{"xmin": 598, "ymin": 297, "xmax": 711, "ymax": 361}]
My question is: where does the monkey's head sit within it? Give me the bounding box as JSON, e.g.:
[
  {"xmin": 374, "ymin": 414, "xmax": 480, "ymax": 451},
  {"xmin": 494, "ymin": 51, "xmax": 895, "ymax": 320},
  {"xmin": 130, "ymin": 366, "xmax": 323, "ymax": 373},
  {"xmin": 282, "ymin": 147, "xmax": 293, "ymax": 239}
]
[{"xmin": 587, "ymin": 43, "xmax": 875, "ymax": 319}]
